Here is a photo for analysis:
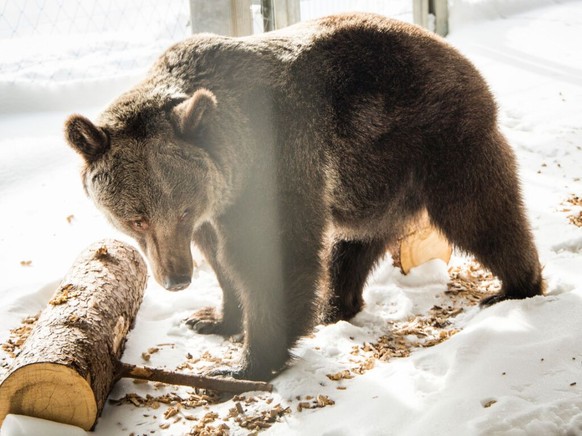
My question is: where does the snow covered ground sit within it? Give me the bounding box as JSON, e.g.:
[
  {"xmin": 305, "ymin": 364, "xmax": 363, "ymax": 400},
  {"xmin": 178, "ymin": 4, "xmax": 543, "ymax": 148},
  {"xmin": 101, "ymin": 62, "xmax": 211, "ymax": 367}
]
[{"xmin": 1, "ymin": 0, "xmax": 582, "ymax": 435}]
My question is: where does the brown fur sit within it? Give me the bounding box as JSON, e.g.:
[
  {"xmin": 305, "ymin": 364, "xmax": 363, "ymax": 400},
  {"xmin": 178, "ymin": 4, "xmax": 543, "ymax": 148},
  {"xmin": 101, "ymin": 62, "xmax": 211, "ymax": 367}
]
[{"xmin": 64, "ymin": 13, "xmax": 543, "ymax": 380}]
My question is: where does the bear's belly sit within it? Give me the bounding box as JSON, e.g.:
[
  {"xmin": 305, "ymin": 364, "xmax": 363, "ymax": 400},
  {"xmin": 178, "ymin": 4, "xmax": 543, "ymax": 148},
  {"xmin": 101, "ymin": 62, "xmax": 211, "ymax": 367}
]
[{"xmin": 329, "ymin": 201, "xmax": 415, "ymax": 243}]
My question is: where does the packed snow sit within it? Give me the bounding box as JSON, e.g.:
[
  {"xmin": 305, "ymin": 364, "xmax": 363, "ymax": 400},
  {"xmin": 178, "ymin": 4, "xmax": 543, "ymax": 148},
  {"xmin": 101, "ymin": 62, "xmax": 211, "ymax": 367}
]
[{"xmin": 1, "ymin": 0, "xmax": 582, "ymax": 435}]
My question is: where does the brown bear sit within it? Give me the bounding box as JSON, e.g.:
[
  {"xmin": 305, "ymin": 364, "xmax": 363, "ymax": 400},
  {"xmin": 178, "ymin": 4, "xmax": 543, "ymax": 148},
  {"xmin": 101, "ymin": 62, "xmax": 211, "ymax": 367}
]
[{"xmin": 64, "ymin": 13, "xmax": 543, "ymax": 381}]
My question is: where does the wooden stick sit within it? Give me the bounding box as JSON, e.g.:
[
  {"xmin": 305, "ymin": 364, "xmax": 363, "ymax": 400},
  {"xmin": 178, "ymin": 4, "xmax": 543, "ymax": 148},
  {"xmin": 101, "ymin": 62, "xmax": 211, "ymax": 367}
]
[{"xmin": 118, "ymin": 362, "xmax": 273, "ymax": 393}]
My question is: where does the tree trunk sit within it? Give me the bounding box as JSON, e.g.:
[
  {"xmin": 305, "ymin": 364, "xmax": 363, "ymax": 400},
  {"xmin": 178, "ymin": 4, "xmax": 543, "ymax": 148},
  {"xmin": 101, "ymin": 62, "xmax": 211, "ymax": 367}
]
[{"xmin": 0, "ymin": 240, "xmax": 147, "ymax": 431}]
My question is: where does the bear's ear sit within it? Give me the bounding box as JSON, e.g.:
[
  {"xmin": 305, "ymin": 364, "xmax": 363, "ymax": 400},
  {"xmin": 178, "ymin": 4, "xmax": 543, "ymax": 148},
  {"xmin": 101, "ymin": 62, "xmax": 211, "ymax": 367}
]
[
  {"xmin": 64, "ymin": 114, "xmax": 110, "ymax": 163},
  {"xmin": 173, "ymin": 88, "xmax": 217, "ymax": 137}
]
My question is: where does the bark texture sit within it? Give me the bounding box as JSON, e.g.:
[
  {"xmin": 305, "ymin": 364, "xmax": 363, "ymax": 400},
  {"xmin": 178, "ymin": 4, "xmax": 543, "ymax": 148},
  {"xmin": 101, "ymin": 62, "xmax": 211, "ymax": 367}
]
[{"xmin": 0, "ymin": 239, "xmax": 147, "ymax": 430}]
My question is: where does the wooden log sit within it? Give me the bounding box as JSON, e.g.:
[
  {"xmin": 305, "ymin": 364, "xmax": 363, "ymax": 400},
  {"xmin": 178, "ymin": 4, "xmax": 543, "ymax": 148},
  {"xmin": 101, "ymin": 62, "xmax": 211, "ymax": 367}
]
[
  {"xmin": 396, "ymin": 210, "xmax": 453, "ymax": 274},
  {"xmin": 0, "ymin": 240, "xmax": 147, "ymax": 431}
]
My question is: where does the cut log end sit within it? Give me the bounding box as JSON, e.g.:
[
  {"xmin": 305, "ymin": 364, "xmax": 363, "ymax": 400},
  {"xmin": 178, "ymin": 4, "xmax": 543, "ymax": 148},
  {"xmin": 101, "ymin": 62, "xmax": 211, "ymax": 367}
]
[
  {"xmin": 398, "ymin": 211, "xmax": 453, "ymax": 274},
  {"xmin": 0, "ymin": 363, "xmax": 97, "ymax": 431}
]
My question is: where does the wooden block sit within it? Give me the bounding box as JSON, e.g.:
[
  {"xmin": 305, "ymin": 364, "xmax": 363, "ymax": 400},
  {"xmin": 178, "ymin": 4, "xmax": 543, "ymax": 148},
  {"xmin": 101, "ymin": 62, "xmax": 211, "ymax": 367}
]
[{"xmin": 398, "ymin": 210, "xmax": 452, "ymax": 274}]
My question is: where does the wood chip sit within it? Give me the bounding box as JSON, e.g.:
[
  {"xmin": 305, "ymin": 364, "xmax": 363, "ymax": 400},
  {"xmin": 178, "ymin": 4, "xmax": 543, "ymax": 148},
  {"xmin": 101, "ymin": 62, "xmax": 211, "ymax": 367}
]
[
  {"xmin": 563, "ymin": 195, "xmax": 582, "ymax": 227},
  {"xmin": 110, "ymin": 390, "xmax": 220, "ymax": 410},
  {"xmin": 568, "ymin": 211, "xmax": 582, "ymax": 227},
  {"xmin": 326, "ymin": 370, "xmax": 353, "ymax": 381},
  {"xmin": 141, "ymin": 352, "xmax": 151, "ymax": 362},
  {"xmin": 483, "ymin": 399, "xmax": 497, "ymax": 408},
  {"xmin": 297, "ymin": 402, "xmax": 311, "ymax": 412},
  {"xmin": 94, "ymin": 245, "xmax": 109, "ymax": 259},
  {"xmin": 48, "ymin": 284, "xmax": 80, "ymax": 306},
  {"xmin": 316, "ymin": 395, "xmax": 335, "ymax": 407},
  {"xmin": 1, "ymin": 313, "xmax": 40, "ymax": 358},
  {"xmin": 163, "ymin": 406, "xmax": 180, "ymax": 419}
]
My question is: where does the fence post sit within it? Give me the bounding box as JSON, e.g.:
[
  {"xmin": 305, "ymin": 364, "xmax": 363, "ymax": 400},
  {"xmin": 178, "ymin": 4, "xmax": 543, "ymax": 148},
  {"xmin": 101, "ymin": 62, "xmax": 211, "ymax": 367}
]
[
  {"xmin": 261, "ymin": 0, "xmax": 275, "ymax": 32},
  {"xmin": 262, "ymin": 0, "xmax": 300, "ymax": 32},
  {"xmin": 189, "ymin": 0, "xmax": 253, "ymax": 36},
  {"xmin": 433, "ymin": 0, "xmax": 449, "ymax": 36},
  {"xmin": 273, "ymin": 0, "xmax": 301, "ymax": 29},
  {"xmin": 413, "ymin": 0, "xmax": 449, "ymax": 36},
  {"xmin": 412, "ymin": 0, "xmax": 430, "ymax": 30}
]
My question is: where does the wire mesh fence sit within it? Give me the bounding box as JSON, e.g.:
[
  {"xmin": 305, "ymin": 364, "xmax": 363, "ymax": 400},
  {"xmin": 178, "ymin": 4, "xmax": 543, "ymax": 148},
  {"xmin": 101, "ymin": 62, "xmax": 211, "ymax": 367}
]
[
  {"xmin": 0, "ymin": 0, "xmax": 191, "ymax": 83},
  {"xmin": 300, "ymin": 0, "xmax": 411, "ymax": 22},
  {"xmin": 0, "ymin": 0, "xmax": 412, "ymax": 85}
]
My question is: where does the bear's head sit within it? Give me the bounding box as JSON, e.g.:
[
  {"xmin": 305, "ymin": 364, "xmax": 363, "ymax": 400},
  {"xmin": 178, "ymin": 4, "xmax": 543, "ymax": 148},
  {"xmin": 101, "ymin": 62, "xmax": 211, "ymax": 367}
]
[{"xmin": 64, "ymin": 88, "xmax": 220, "ymax": 291}]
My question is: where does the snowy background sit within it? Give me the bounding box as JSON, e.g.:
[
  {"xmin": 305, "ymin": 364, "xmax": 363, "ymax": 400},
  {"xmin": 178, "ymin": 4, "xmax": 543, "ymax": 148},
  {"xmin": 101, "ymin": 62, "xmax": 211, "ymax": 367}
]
[{"xmin": 1, "ymin": 0, "xmax": 582, "ymax": 435}]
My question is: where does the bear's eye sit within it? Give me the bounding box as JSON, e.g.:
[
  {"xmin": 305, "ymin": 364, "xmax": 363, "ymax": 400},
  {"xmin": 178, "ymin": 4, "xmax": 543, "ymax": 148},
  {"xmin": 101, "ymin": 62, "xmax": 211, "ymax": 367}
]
[
  {"xmin": 179, "ymin": 209, "xmax": 191, "ymax": 222},
  {"xmin": 130, "ymin": 218, "xmax": 149, "ymax": 232}
]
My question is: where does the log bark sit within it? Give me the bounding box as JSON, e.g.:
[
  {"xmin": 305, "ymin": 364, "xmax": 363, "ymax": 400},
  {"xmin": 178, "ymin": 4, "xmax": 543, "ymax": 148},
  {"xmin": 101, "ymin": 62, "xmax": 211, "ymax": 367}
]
[{"xmin": 0, "ymin": 240, "xmax": 147, "ymax": 431}]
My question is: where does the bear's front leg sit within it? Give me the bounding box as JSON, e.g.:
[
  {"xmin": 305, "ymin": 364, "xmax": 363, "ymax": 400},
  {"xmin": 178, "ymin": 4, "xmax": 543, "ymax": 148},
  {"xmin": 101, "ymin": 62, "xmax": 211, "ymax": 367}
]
[
  {"xmin": 216, "ymin": 200, "xmax": 324, "ymax": 381},
  {"xmin": 227, "ymin": 248, "xmax": 322, "ymax": 380},
  {"xmin": 186, "ymin": 223, "xmax": 243, "ymax": 337},
  {"xmin": 185, "ymin": 273, "xmax": 242, "ymax": 337}
]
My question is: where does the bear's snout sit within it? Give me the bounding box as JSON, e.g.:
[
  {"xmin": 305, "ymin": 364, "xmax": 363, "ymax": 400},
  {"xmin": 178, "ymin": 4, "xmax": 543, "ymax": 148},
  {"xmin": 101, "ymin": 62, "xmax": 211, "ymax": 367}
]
[
  {"xmin": 136, "ymin": 227, "xmax": 194, "ymax": 292},
  {"xmin": 162, "ymin": 274, "xmax": 192, "ymax": 291}
]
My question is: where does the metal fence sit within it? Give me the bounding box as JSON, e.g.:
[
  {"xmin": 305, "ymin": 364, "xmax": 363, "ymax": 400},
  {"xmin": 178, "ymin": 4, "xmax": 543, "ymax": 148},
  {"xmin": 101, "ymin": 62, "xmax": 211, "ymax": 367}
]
[
  {"xmin": 0, "ymin": 0, "xmax": 191, "ymax": 83},
  {"xmin": 0, "ymin": 0, "xmax": 413, "ymax": 85},
  {"xmin": 301, "ymin": 0, "xmax": 411, "ymax": 21}
]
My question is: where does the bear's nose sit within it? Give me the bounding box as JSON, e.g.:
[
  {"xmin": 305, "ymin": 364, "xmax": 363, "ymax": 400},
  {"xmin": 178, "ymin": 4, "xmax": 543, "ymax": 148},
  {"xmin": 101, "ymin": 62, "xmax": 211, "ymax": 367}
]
[{"xmin": 163, "ymin": 275, "xmax": 191, "ymax": 291}]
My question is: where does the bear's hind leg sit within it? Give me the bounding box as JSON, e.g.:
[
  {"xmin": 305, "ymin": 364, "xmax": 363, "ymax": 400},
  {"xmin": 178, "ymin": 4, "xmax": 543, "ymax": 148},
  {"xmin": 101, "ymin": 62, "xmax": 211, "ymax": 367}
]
[
  {"xmin": 426, "ymin": 131, "xmax": 543, "ymax": 306},
  {"xmin": 322, "ymin": 239, "xmax": 387, "ymax": 324}
]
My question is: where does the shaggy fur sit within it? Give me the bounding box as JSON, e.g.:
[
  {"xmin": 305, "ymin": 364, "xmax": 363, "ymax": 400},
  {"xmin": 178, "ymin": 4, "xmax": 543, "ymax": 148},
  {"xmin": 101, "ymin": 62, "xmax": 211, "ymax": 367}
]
[{"xmin": 65, "ymin": 13, "xmax": 543, "ymax": 381}]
